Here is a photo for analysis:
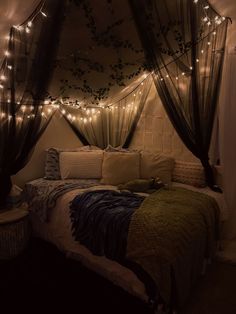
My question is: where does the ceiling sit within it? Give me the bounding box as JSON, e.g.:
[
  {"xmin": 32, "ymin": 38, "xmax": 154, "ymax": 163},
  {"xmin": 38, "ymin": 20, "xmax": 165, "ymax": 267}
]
[
  {"xmin": 0, "ymin": 0, "xmax": 235, "ymax": 103},
  {"xmin": 1, "ymin": 0, "xmax": 235, "ymax": 61}
]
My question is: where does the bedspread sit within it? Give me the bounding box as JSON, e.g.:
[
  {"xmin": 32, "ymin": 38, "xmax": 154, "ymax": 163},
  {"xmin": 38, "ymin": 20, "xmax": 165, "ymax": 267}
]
[{"xmin": 127, "ymin": 187, "xmax": 220, "ymax": 307}]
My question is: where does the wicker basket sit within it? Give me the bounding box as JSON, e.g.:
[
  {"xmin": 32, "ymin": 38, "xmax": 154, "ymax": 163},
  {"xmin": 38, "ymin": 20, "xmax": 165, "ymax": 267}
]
[{"xmin": 0, "ymin": 208, "xmax": 30, "ymax": 260}]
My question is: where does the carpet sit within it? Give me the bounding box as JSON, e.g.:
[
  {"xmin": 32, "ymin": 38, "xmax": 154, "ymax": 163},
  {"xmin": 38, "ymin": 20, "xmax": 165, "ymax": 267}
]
[{"xmin": 0, "ymin": 238, "xmax": 236, "ymax": 314}]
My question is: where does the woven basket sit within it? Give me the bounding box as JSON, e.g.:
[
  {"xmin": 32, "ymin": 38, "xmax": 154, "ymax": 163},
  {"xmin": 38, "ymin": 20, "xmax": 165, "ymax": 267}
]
[{"xmin": 0, "ymin": 210, "xmax": 30, "ymax": 260}]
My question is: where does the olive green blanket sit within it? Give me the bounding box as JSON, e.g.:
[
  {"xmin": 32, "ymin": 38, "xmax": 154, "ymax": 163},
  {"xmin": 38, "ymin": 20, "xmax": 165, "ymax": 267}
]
[{"xmin": 126, "ymin": 187, "xmax": 220, "ymax": 307}]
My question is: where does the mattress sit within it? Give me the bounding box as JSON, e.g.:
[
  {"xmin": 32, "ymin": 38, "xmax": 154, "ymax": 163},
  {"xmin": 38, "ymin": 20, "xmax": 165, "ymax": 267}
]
[{"xmin": 26, "ymin": 179, "xmax": 228, "ymax": 303}]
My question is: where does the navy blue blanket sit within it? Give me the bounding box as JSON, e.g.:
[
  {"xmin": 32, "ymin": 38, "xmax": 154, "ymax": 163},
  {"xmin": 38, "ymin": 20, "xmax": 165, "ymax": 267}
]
[{"xmin": 70, "ymin": 189, "xmax": 145, "ymax": 261}]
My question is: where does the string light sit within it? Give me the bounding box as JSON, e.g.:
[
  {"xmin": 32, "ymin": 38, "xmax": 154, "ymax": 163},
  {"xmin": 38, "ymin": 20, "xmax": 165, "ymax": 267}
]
[
  {"xmin": 40, "ymin": 11, "xmax": 47, "ymax": 17},
  {"xmin": 0, "ymin": 75, "xmax": 6, "ymax": 81}
]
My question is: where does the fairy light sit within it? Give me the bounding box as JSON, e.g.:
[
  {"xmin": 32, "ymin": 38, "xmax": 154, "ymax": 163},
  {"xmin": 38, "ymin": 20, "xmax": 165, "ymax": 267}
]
[
  {"xmin": 7, "ymin": 65, "xmax": 12, "ymax": 70},
  {"xmin": 40, "ymin": 11, "xmax": 47, "ymax": 17},
  {"xmin": 0, "ymin": 84, "xmax": 4, "ymax": 89},
  {"xmin": 61, "ymin": 109, "xmax": 66, "ymax": 115},
  {"xmin": 25, "ymin": 27, "xmax": 31, "ymax": 34},
  {"xmin": 4, "ymin": 50, "xmax": 10, "ymax": 57}
]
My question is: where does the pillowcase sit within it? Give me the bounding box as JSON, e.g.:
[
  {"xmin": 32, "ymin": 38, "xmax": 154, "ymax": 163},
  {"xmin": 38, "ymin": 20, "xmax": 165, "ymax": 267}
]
[
  {"xmin": 118, "ymin": 177, "xmax": 164, "ymax": 193},
  {"xmin": 44, "ymin": 146, "xmax": 102, "ymax": 180},
  {"xmin": 59, "ymin": 151, "xmax": 103, "ymax": 179},
  {"xmin": 101, "ymin": 152, "xmax": 140, "ymax": 185},
  {"xmin": 44, "ymin": 147, "xmax": 61, "ymax": 180},
  {"xmin": 172, "ymin": 160, "xmax": 206, "ymax": 187},
  {"xmin": 140, "ymin": 152, "xmax": 175, "ymax": 187},
  {"xmin": 104, "ymin": 144, "xmax": 137, "ymax": 153}
]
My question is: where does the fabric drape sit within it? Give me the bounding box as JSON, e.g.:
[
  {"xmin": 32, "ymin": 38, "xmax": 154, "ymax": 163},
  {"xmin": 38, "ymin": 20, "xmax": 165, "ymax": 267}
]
[
  {"xmin": 61, "ymin": 74, "xmax": 152, "ymax": 149},
  {"xmin": 0, "ymin": 0, "xmax": 65, "ymax": 207},
  {"xmin": 129, "ymin": 0, "xmax": 228, "ymax": 191}
]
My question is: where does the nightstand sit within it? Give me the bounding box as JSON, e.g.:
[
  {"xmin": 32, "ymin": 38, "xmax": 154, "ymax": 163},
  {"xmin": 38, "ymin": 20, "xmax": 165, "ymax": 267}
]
[{"xmin": 0, "ymin": 206, "xmax": 31, "ymax": 260}]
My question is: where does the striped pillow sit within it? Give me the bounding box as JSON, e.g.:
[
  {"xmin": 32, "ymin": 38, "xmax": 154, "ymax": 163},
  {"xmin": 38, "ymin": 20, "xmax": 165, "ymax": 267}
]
[
  {"xmin": 44, "ymin": 146, "xmax": 102, "ymax": 180},
  {"xmin": 59, "ymin": 151, "xmax": 103, "ymax": 179},
  {"xmin": 172, "ymin": 160, "xmax": 206, "ymax": 187}
]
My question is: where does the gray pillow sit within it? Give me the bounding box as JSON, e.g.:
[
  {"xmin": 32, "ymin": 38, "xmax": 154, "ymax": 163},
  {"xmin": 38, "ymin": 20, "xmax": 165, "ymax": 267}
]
[{"xmin": 44, "ymin": 148, "xmax": 61, "ymax": 180}]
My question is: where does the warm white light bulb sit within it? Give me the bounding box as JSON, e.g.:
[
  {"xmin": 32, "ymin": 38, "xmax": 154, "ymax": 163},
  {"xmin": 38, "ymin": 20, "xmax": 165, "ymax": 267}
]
[{"xmin": 40, "ymin": 11, "xmax": 47, "ymax": 17}]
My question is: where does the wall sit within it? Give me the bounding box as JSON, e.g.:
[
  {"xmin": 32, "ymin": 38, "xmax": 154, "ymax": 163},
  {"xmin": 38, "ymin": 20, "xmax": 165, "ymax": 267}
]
[
  {"xmin": 130, "ymin": 83, "xmax": 198, "ymax": 161},
  {"xmin": 13, "ymin": 82, "xmax": 199, "ymax": 188},
  {"xmin": 12, "ymin": 112, "xmax": 82, "ymax": 188}
]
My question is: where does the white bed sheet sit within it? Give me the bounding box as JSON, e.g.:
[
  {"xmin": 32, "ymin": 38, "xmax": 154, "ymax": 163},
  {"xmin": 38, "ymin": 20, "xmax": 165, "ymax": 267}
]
[{"xmin": 31, "ymin": 183, "xmax": 228, "ymax": 303}]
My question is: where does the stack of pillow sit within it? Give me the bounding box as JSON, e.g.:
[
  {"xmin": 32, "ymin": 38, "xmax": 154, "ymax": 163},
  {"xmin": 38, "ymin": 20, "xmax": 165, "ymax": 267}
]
[{"xmin": 44, "ymin": 145, "xmax": 206, "ymax": 189}]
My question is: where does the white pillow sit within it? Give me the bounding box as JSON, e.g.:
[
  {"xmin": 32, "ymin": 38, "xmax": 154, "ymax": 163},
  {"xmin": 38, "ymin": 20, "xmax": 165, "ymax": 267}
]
[
  {"xmin": 101, "ymin": 152, "xmax": 140, "ymax": 185},
  {"xmin": 59, "ymin": 151, "xmax": 103, "ymax": 179},
  {"xmin": 140, "ymin": 152, "xmax": 175, "ymax": 187},
  {"xmin": 172, "ymin": 160, "xmax": 206, "ymax": 187}
]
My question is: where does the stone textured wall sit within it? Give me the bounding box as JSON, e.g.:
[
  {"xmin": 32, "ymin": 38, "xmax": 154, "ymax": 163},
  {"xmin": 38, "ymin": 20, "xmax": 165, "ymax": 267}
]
[{"xmin": 130, "ymin": 82, "xmax": 197, "ymax": 162}]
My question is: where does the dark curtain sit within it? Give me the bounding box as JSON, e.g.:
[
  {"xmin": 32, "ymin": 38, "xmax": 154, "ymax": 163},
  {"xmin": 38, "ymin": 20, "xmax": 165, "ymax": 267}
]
[
  {"xmin": 129, "ymin": 0, "xmax": 228, "ymax": 191},
  {"xmin": 0, "ymin": 0, "xmax": 65, "ymax": 207},
  {"xmin": 61, "ymin": 74, "xmax": 152, "ymax": 149}
]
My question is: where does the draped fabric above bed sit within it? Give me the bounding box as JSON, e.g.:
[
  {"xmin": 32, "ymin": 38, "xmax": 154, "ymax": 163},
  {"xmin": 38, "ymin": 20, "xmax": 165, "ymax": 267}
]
[
  {"xmin": 0, "ymin": 0, "xmax": 66, "ymax": 207},
  {"xmin": 129, "ymin": 0, "xmax": 229, "ymax": 191}
]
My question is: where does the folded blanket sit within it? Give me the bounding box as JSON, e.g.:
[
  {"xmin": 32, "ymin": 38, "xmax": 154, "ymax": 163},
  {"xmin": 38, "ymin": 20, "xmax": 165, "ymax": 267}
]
[
  {"xmin": 70, "ymin": 189, "xmax": 145, "ymax": 261},
  {"xmin": 126, "ymin": 187, "xmax": 220, "ymax": 307}
]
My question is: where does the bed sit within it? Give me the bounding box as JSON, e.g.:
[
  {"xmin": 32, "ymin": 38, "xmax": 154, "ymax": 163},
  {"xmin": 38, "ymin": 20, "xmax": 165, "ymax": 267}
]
[{"xmin": 23, "ymin": 176, "xmax": 228, "ymax": 312}]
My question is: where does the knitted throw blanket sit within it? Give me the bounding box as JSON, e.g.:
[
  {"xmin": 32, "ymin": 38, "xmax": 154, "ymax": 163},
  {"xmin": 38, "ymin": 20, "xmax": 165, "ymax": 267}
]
[{"xmin": 126, "ymin": 187, "xmax": 220, "ymax": 307}]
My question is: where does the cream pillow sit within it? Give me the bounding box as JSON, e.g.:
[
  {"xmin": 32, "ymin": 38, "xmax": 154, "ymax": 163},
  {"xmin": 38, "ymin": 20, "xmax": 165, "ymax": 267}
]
[
  {"xmin": 59, "ymin": 151, "xmax": 103, "ymax": 179},
  {"xmin": 140, "ymin": 152, "xmax": 175, "ymax": 187},
  {"xmin": 172, "ymin": 160, "xmax": 206, "ymax": 187},
  {"xmin": 101, "ymin": 152, "xmax": 140, "ymax": 185}
]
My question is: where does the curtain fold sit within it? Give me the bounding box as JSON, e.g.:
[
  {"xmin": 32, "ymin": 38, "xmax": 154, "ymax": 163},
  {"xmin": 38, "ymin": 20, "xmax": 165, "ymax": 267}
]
[
  {"xmin": 129, "ymin": 0, "xmax": 228, "ymax": 191},
  {"xmin": 61, "ymin": 74, "xmax": 152, "ymax": 149},
  {"xmin": 0, "ymin": 0, "xmax": 66, "ymax": 207}
]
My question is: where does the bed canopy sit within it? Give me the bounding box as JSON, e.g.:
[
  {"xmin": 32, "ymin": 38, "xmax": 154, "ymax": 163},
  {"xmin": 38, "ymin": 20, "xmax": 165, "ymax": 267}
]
[{"xmin": 0, "ymin": 0, "xmax": 229, "ymax": 206}]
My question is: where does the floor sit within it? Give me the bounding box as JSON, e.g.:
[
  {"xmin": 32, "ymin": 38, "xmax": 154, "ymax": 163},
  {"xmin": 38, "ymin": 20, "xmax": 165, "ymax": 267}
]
[{"xmin": 0, "ymin": 238, "xmax": 236, "ymax": 314}]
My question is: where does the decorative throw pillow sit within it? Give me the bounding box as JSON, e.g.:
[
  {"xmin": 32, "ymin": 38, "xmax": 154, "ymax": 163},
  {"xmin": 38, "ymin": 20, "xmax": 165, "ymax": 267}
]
[
  {"xmin": 140, "ymin": 152, "xmax": 175, "ymax": 187},
  {"xmin": 44, "ymin": 147, "xmax": 61, "ymax": 180},
  {"xmin": 44, "ymin": 146, "xmax": 102, "ymax": 180},
  {"xmin": 118, "ymin": 177, "xmax": 164, "ymax": 193},
  {"xmin": 104, "ymin": 145, "xmax": 136, "ymax": 153},
  {"xmin": 59, "ymin": 151, "xmax": 104, "ymax": 179},
  {"xmin": 101, "ymin": 152, "xmax": 140, "ymax": 185},
  {"xmin": 172, "ymin": 160, "xmax": 206, "ymax": 187}
]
